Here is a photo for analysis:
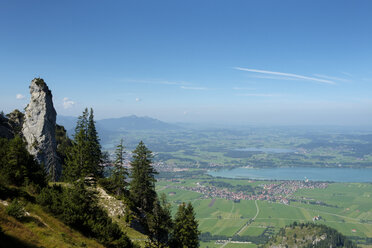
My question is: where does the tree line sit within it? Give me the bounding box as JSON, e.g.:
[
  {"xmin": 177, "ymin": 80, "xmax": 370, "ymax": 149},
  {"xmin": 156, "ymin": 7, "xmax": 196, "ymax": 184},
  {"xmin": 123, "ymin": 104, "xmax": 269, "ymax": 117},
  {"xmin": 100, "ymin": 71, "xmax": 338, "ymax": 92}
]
[{"xmin": 0, "ymin": 107, "xmax": 200, "ymax": 248}]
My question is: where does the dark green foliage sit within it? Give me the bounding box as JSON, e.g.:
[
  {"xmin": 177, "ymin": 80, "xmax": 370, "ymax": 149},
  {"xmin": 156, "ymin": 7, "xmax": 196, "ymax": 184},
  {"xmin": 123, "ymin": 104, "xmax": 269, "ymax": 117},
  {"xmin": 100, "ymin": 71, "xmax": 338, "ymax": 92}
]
[
  {"xmin": 36, "ymin": 184, "xmax": 64, "ymax": 214},
  {"xmin": 6, "ymin": 199, "xmax": 25, "ymax": 220},
  {"xmin": 98, "ymin": 177, "xmax": 117, "ymax": 194},
  {"xmin": 305, "ymin": 224, "xmax": 357, "ymax": 248},
  {"xmin": 147, "ymin": 194, "xmax": 173, "ymax": 248},
  {"xmin": 112, "ymin": 138, "xmax": 129, "ymax": 197},
  {"xmin": 130, "ymin": 141, "xmax": 157, "ymax": 213},
  {"xmin": 36, "ymin": 182, "xmax": 134, "ymax": 248},
  {"xmin": 98, "ymin": 139, "xmax": 129, "ymax": 198},
  {"xmin": 200, "ymin": 231, "xmax": 271, "ymax": 244},
  {"xmin": 87, "ymin": 108, "xmax": 103, "ymax": 177},
  {"xmin": 63, "ymin": 109, "xmax": 90, "ymax": 180},
  {"xmin": 115, "ymin": 138, "xmax": 125, "ymax": 167},
  {"xmin": 171, "ymin": 202, "xmax": 200, "ymax": 248},
  {"xmin": 63, "ymin": 108, "xmax": 103, "ymax": 181},
  {"xmin": 0, "ymin": 136, "xmax": 47, "ymax": 188},
  {"xmin": 55, "ymin": 124, "xmax": 72, "ymax": 166}
]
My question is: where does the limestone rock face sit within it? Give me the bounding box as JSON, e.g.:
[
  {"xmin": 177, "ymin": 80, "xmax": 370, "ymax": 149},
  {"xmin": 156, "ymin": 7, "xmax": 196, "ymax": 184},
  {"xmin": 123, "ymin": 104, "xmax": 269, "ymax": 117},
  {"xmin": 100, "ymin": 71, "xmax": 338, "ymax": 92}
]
[{"xmin": 22, "ymin": 78, "xmax": 61, "ymax": 181}]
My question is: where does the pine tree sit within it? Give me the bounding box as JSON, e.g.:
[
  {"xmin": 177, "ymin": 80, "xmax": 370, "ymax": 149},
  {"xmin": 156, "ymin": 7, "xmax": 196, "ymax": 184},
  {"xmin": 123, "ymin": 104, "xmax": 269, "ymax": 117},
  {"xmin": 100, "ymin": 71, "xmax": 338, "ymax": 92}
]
[
  {"xmin": 5, "ymin": 135, "xmax": 30, "ymax": 185},
  {"xmin": 112, "ymin": 138, "xmax": 129, "ymax": 197},
  {"xmin": 115, "ymin": 138, "xmax": 125, "ymax": 167},
  {"xmin": 64, "ymin": 109, "xmax": 89, "ymax": 181},
  {"xmin": 87, "ymin": 108, "xmax": 103, "ymax": 177},
  {"xmin": 147, "ymin": 193, "xmax": 173, "ymax": 248},
  {"xmin": 129, "ymin": 141, "xmax": 157, "ymax": 213},
  {"xmin": 64, "ymin": 108, "xmax": 103, "ymax": 181},
  {"xmin": 172, "ymin": 202, "xmax": 200, "ymax": 248},
  {"xmin": 75, "ymin": 108, "xmax": 89, "ymax": 135},
  {"xmin": 0, "ymin": 136, "xmax": 46, "ymax": 187}
]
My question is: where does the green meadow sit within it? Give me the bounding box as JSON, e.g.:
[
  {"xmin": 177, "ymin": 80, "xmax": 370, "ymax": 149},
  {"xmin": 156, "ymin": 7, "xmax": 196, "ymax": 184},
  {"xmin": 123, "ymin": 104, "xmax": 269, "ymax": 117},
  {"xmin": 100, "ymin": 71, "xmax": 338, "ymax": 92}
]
[{"xmin": 157, "ymin": 178, "xmax": 372, "ymax": 247}]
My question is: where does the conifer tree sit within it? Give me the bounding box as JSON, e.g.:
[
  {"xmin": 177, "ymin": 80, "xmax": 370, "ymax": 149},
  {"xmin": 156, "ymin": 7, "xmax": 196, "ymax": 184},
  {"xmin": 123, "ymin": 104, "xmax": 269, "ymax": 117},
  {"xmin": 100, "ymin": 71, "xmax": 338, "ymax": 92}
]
[
  {"xmin": 64, "ymin": 108, "xmax": 103, "ymax": 181},
  {"xmin": 147, "ymin": 194, "xmax": 173, "ymax": 248},
  {"xmin": 0, "ymin": 136, "xmax": 46, "ymax": 187},
  {"xmin": 64, "ymin": 109, "xmax": 89, "ymax": 181},
  {"xmin": 87, "ymin": 108, "xmax": 103, "ymax": 177},
  {"xmin": 112, "ymin": 138, "xmax": 129, "ymax": 196},
  {"xmin": 171, "ymin": 202, "xmax": 200, "ymax": 248},
  {"xmin": 129, "ymin": 141, "xmax": 157, "ymax": 213}
]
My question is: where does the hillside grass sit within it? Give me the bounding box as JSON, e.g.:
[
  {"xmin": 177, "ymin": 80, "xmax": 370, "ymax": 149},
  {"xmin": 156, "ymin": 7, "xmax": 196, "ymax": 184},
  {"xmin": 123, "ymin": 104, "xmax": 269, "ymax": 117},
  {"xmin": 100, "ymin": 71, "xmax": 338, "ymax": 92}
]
[{"xmin": 0, "ymin": 202, "xmax": 104, "ymax": 248}]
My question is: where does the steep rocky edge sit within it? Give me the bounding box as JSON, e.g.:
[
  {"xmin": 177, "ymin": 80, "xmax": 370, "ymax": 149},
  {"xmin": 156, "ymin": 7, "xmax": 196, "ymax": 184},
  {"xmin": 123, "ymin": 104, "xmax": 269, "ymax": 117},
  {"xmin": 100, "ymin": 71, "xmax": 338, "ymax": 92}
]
[
  {"xmin": 22, "ymin": 78, "xmax": 62, "ymax": 181},
  {"xmin": 0, "ymin": 109, "xmax": 24, "ymax": 139}
]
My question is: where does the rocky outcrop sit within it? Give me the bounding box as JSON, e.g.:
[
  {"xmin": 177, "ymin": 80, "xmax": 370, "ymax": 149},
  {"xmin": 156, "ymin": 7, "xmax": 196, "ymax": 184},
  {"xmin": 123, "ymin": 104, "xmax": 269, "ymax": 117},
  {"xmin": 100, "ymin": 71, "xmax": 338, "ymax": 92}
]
[
  {"xmin": 0, "ymin": 109, "xmax": 24, "ymax": 138},
  {"xmin": 7, "ymin": 109, "xmax": 24, "ymax": 135},
  {"xmin": 22, "ymin": 78, "xmax": 61, "ymax": 181}
]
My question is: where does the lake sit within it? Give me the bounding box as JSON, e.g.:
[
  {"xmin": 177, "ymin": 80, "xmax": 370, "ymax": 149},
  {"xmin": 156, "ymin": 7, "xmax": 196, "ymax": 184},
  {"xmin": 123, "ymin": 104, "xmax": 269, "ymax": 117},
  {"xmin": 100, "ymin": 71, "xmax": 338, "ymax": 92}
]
[{"xmin": 208, "ymin": 167, "xmax": 372, "ymax": 182}]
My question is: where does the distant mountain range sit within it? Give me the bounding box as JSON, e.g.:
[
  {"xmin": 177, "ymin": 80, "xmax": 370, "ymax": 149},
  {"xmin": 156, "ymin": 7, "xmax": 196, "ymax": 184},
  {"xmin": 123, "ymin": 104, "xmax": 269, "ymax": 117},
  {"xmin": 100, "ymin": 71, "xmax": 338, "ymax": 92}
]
[{"xmin": 57, "ymin": 115, "xmax": 181, "ymax": 135}]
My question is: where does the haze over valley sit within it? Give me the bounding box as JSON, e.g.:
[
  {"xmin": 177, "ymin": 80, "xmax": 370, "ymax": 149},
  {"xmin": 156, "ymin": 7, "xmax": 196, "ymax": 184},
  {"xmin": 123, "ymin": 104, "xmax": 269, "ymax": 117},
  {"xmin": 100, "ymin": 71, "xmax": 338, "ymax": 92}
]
[{"xmin": 1, "ymin": 1, "xmax": 372, "ymax": 248}]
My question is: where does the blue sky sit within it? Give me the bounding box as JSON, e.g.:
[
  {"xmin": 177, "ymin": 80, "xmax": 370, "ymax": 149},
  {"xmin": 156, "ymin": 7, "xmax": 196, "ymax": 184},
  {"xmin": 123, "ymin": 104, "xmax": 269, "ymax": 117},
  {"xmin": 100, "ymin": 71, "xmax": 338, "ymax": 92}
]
[{"xmin": 1, "ymin": 0, "xmax": 372, "ymax": 125}]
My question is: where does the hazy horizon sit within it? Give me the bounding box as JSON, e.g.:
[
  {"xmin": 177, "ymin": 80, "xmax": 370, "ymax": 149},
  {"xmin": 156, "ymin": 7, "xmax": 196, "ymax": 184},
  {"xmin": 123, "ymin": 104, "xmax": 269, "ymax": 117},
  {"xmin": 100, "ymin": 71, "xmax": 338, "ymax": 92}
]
[{"xmin": 1, "ymin": 1, "xmax": 372, "ymax": 126}]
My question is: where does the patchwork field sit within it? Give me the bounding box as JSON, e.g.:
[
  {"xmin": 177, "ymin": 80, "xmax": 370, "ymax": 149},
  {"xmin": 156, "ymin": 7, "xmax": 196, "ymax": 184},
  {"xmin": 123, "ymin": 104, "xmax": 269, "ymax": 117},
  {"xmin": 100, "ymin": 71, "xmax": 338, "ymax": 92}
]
[
  {"xmin": 103, "ymin": 127, "xmax": 372, "ymax": 169},
  {"xmin": 157, "ymin": 178, "xmax": 372, "ymax": 247}
]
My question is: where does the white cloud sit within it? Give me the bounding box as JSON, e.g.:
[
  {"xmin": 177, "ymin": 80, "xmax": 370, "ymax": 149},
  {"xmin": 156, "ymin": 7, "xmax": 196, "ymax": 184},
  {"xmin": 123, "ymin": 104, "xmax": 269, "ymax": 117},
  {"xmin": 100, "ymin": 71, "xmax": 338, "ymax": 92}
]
[
  {"xmin": 313, "ymin": 74, "xmax": 350, "ymax": 82},
  {"xmin": 235, "ymin": 67, "xmax": 336, "ymax": 85},
  {"xmin": 16, "ymin": 94, "xmax": 25, "ymax": 100},
  {"xmin": 249, "ymin": 74, "xmax": 299, "ymax": 81},
  {"xmin": 63, "ymin": 97, "xmax": 75, "ymax": 109},
  {"xmin": 135, "ymin": 98, "xmax": 141, "ymax": 102},
  {"xmin": 180, "ymin": 86, "xmax": 207, "ymax": 90}
]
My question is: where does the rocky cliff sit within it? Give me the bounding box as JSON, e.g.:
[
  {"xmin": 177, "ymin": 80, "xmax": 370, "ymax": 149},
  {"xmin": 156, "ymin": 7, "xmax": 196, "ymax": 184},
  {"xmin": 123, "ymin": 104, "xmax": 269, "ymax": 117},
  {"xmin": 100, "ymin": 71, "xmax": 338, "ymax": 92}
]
[{"xmin": 22, "ymin": 78, "xmax": 61, "ymax": 181}]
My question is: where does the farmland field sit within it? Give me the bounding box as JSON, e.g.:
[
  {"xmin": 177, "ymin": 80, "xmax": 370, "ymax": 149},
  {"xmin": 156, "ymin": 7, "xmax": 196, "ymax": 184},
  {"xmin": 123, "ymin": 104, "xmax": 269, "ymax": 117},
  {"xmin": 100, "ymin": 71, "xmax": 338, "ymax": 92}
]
[
  {"xmin": 103, "ymin": 127, "xmax": 372, "ymax": 170},
  {"xmin": 157, "ymin": 177, "xmax": 372, "ymax": 247}
]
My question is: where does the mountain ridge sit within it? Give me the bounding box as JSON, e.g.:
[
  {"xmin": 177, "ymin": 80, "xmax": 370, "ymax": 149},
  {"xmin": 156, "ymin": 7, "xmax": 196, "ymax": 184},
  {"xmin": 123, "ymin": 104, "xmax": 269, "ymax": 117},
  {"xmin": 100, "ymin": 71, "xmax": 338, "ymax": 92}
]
[{"xmin": 57, "ymin": 115, "xmax": 181, "ymax": 134}]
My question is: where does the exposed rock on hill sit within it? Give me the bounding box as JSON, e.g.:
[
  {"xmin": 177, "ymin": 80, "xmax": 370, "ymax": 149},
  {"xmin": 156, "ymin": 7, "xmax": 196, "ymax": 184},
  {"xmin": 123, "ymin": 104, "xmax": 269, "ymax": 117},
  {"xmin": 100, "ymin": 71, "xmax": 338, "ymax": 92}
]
[
  {"xmin": 22, "ymin": 78, "xmax": 61, "ymax": 181},
  {"xmin": 7, "ymin": 109, "xmax": 24, "ymax": 135},
  {"xmin": 0, "ymin": 109, "xmax": 24, "ymax": 139},
  {"xmin": 263, "ymin": 222, "xmax": 357, "ymax": 248}
]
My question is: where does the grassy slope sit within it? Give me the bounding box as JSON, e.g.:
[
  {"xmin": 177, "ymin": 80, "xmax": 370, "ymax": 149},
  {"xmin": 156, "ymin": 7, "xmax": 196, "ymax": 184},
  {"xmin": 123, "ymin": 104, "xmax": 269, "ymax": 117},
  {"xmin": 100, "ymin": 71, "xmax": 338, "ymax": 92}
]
[
  {"xmin": 95, "ymin": 186, "xmax": 148, "ymax": 247},
  {"xmin": 0, "ymin": 203, "xmax": 104, "ymax": 248},
  {"xmin": 0, "ymin": 184, "xmax": 149, "ymax": 248}
]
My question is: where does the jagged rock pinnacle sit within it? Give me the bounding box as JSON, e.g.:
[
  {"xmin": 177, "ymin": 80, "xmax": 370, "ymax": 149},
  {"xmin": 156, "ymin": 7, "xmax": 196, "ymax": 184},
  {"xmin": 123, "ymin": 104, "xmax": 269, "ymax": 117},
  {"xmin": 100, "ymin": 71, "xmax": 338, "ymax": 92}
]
[{"xmin": 22, "ymin": 78, "xmax": 61, "ymax": 181}]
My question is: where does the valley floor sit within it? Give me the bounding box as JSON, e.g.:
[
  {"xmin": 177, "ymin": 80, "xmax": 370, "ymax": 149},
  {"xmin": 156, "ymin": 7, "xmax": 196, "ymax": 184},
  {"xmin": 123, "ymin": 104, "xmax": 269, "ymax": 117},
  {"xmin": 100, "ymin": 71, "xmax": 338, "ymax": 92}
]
[{"xmin": 156, "ymin": 178, "xmax": 372, "ymax": 248}]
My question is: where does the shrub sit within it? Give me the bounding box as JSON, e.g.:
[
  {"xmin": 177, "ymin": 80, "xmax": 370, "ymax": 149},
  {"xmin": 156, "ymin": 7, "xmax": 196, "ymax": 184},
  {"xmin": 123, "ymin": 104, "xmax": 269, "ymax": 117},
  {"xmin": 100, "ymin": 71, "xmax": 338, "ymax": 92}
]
[
  {"xmin": 37, "ymin": 182, "xmax": 135, "ymax": 247},
  {"xmin": 6, "ymin": 199, "xmax": 25, "ymax": 220}
]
